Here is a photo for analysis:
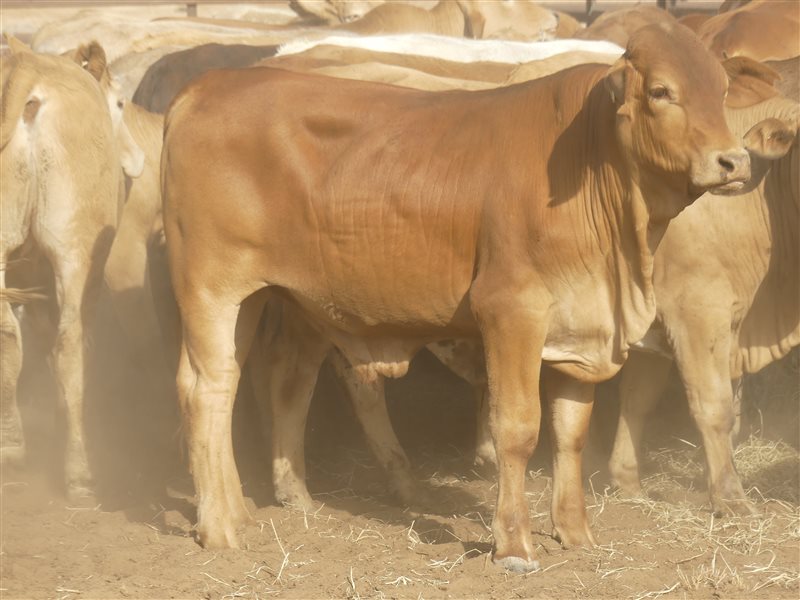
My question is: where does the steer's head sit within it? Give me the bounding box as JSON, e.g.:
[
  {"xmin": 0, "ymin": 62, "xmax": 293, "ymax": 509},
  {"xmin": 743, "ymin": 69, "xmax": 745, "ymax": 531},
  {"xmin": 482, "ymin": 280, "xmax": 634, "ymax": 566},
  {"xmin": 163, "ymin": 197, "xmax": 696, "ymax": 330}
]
[
  {"xmin": 605, "ymin": 22, "xmax": 750, "ymax": 217},
  {"xmin": 67, "ymin": 41, "xmax": 145, "ymax": 179}
]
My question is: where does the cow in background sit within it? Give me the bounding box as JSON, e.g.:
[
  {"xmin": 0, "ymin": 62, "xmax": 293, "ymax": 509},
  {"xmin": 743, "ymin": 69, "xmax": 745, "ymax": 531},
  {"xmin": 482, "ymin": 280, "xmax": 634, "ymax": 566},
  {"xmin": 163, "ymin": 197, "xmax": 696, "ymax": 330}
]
[
  {"xmin": 0, "ymin": 40, "xmax": 143, "ymax": 497},
  {"xmin": 610, "ymin": 92, "xmax": 799, "ymax": 517}
]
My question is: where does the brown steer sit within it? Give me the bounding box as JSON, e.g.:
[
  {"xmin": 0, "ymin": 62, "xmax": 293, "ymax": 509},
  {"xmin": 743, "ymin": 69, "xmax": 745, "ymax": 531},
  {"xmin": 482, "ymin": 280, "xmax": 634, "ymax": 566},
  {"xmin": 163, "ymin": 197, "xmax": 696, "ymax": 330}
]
[{"xmin": 162, "ymin": 23, "xmax": 750, "ymax": 571}]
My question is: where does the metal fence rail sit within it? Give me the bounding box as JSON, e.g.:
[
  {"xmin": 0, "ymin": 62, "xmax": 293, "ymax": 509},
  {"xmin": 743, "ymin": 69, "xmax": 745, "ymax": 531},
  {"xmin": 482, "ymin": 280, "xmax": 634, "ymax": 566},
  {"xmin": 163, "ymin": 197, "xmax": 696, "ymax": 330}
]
[
  {"xmin": 1, "ymin": 0, "xmax": 288, "ymax": 17},
  {"xmin": 1, "ymin": 0, "xmax": 722, "ymax": 20}
]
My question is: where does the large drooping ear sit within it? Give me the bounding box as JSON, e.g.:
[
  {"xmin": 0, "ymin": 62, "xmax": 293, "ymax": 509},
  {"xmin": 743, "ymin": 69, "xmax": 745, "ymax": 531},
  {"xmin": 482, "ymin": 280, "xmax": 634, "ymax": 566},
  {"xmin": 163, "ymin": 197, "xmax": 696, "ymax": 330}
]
[
  {"xmin": 604, "ymin": 56, "xmax": 629, "ymax": 106},
  {"xmin": 723, "ymin": 56, "xmax": 781, "ymax": 108},
  {"xmin": 723, "ymin": 56, "xmax": 781, "ymax": 86},
  {"xmin": 743, "ymin": 117, "xmax": 797, "ymax": 160},
  {"xmin": 68, "ymin": 41, "xmax": 108, "ymax": 83},
  {"xmin": 5, "ymin": 34, "xmax": 32, "ymax": 54}
]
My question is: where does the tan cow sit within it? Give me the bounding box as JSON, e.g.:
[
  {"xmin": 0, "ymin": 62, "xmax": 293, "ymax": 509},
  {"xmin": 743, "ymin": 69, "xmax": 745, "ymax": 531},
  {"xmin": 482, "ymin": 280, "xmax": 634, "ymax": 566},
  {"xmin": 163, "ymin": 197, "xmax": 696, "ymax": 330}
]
[
  {"xmin": 103, "ymin": 102, "xmax": 173, "ymax": 392},
  {"xmin": 697, "ymin": 0, "xmax": 800, "ymax": 62},
  {"xmin": 576, "ymin": 5, "xmax": 677, "ymax": 47},
  {"xmin": 0, "ymin": 41, "xmax": 143, "ymax": 497},
  {"xmin": 609, "ymin": 95, "xmax": 799, "ymax": 517},
  {"xmin": 291, "ymin": 0, "xmax": 581, "ymax": 39},
  {"xmin": 162, "ymin": 23, "xmax": 752, "ymax": 571}
]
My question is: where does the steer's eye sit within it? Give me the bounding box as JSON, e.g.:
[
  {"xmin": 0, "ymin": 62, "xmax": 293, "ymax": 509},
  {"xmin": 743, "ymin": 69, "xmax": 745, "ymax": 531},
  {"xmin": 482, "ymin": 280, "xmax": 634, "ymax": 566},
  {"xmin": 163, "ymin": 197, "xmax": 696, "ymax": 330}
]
[
  {"xmin": 649, "ymin": 85, "xmax": 672, "ymax": 101},
  {"xmin": 117, "ymin": 99, "xmax": 124, "ymax": 109}
]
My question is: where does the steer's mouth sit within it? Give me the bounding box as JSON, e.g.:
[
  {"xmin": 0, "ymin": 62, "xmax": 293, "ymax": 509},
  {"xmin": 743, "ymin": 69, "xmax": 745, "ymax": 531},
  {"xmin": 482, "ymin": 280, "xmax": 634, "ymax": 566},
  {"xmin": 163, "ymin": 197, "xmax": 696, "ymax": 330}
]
[
  {"xmin": 705, "ymin": 178, "xmax": 748, "ymax": 195},
  {"xmin": 688, "ymin": 178, "xmax": 747, "ymax": 199}
]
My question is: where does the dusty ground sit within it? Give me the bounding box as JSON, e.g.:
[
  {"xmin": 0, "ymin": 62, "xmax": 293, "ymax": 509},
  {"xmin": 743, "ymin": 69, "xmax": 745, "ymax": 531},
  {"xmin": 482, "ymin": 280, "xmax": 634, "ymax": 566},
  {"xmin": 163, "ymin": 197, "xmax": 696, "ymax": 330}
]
[{"xmin": 1, "ymin": 292, "xmax": 798, "ymax": 599}]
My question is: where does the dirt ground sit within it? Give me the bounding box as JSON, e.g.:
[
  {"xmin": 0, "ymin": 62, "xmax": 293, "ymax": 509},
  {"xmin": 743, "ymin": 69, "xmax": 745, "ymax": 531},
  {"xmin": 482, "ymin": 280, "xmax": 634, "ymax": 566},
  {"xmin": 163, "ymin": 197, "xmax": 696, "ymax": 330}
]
[{"xmin": 1, "ymin": 287, "xmax": 798, "ymax": 599}]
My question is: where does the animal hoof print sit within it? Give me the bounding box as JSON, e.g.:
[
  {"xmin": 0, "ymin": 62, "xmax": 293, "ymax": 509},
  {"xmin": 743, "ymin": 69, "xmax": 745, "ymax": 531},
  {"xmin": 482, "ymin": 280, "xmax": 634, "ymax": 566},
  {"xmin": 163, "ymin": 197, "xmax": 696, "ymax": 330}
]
[{"xmin": 493, "ymin": 555, "xmax": 541, "ymax": 574}]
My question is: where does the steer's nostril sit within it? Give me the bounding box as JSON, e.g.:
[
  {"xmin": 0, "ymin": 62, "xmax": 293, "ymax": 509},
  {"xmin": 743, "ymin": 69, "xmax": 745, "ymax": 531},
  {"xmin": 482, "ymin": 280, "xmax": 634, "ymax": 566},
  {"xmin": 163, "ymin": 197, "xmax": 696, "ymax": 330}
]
[{"xmin": 718, "ymin": 156, "xmax": 735, "ymax": 173}]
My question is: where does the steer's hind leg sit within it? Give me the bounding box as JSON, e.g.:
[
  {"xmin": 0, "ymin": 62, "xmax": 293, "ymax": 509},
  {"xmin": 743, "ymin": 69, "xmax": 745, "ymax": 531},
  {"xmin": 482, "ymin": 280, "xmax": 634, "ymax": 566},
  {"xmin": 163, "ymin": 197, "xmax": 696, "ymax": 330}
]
[
  {"xmin": 329, "ymin": 350, "xmax": 421, "ymax": 506},
  {"xmin": 608, "ymin": 352, "xmax": 672, "ymax": 497},
  {"xmin": 0, "ymin": 295, "xmax": 24, "ymax": 466},
  {"xmin": 51, "ymin": 256, "xmax": 97, "ymax": 499},
  {"xmin": 544, "ymin": 369, "xmax": 597, "ymax": 548},
  {"xmin": 178, "ymin": 290, "xmax": 267, "ymax": 549},
  {"xmin": 250, "ymin": 301, "xmax": 330, "ymax": 511}
]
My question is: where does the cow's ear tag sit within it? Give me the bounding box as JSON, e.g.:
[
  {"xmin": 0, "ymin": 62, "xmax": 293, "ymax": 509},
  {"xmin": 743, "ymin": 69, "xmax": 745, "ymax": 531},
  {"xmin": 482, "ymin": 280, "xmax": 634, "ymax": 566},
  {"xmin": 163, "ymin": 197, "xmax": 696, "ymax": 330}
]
[
  {"xmin": 69, "ymin": 41, "xmax": 108, "ymax": 83},
  {"xmin": 605, "ymin": 57, "xmax": 627, "ymax": 106}
]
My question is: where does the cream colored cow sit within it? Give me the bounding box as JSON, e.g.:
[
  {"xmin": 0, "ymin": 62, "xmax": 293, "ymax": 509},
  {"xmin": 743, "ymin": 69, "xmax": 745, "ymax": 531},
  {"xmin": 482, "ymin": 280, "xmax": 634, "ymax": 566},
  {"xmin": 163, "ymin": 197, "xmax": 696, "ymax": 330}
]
[
  {"xmin": 610, "ymin": 96, "xmax": 799, "ymax": 517},
  {"xmin": 0, "ymin": 40, "xmax": 143, "ymax": 497}
]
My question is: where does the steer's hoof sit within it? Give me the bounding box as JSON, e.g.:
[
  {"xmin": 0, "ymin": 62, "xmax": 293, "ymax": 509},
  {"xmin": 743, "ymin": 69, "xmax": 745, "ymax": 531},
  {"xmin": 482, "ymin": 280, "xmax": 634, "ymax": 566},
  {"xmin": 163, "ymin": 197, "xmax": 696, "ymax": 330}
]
[
  {"xmin": 394, "ymin": 481, "xmax": 433, "ymax": 511},
  {"xmin": 609, "ymin": 468, "xmax": 644, "ymax": 499},
  {"xmin": 274, "ymin": 478, "xmax": 317, "ymax": 512},
  {"xmin": 492, "ymin": 554, "xmax": 541, "ymax": 574},
  {"xmin": 196, "ymin": 523, "xmax": 240, "ymax": 549},
  {"xmin": 473, "ymin": 445, "xmax": 498, "ymax": 472},
  {"xmin": 552, "ymin": 524, "xmax": 597, "ymax": 549},
  {"xmin": 712, "ymin": 497, "xmax": 761, "ymax": 518}
]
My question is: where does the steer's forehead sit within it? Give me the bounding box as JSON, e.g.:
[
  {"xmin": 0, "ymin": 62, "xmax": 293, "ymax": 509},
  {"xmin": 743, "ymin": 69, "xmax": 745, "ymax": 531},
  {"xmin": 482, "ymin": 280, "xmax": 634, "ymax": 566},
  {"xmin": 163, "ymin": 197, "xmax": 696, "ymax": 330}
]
[{"xmin": 626, "ymin": 22, "xmax": 727, "ymax": 91}]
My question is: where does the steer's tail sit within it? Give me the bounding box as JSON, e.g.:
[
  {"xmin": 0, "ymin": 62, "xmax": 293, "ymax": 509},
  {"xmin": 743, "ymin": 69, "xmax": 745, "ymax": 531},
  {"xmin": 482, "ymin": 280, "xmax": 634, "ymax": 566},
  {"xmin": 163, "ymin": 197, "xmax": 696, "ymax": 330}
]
[{"xmin": 0, "ymin": 287, "xmax": 48, "ymax": 304}]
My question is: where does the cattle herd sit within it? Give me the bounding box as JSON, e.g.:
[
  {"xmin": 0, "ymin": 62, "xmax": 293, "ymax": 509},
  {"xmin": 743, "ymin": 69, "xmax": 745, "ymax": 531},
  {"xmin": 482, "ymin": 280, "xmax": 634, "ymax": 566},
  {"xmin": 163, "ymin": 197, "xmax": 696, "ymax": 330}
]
[{"xmin": 1, "ymin": 0, "xmax": 798, "ymax": 585}]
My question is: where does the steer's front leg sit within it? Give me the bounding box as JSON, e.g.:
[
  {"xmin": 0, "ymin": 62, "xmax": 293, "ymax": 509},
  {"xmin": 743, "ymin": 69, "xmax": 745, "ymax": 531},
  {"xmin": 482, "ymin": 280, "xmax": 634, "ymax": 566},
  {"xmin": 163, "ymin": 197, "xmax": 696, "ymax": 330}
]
[{"xmin": 472, "ymin": 286, "xmax": 547, "ymax": 574}]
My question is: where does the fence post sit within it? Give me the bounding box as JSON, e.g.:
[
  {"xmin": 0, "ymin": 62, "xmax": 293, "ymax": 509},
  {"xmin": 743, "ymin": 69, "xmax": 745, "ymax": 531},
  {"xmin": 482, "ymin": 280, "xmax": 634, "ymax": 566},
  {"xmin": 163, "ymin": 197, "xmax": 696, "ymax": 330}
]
[{"xmin": 187, "ymin": 2, "xmax": 197, "ymax": 17}]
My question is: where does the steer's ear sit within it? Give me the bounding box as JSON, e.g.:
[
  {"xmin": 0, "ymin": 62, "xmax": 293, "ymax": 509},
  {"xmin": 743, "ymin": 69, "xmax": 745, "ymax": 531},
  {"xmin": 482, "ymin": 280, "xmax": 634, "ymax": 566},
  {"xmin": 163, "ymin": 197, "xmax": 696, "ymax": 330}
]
[
  {"xmin": 69, "ymin": 41, "xmax": 108, "ymax": 83},
  {"xmin": 723, "ymin": 56, "xmax": 780, "ymax": 87},
  {"xmin": 604, "ymin": 56, "xmax": 629, "ymax": 108},
  {"xmin": 723, "ymin": 56, "xmax": 781, "ymax": 108},
  {"xmin": 5, "ymin": 34, "xmax": 31, "ymax": 54},
  {"xmin": 743, "ymin": 117, "xmax": 796, "ymax": 160}
]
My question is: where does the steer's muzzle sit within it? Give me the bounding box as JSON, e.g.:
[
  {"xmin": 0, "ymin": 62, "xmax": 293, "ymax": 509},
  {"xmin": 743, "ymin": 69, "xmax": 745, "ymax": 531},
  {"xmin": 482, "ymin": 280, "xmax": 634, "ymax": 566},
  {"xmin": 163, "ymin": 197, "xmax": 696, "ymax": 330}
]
[
  {"xmin": 692, "ymin": 147, "xmax": 751, "ymax": 194},
  {"xmin": 715, "ymin": 148, "xmax": 751, "ymax": 185}
]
